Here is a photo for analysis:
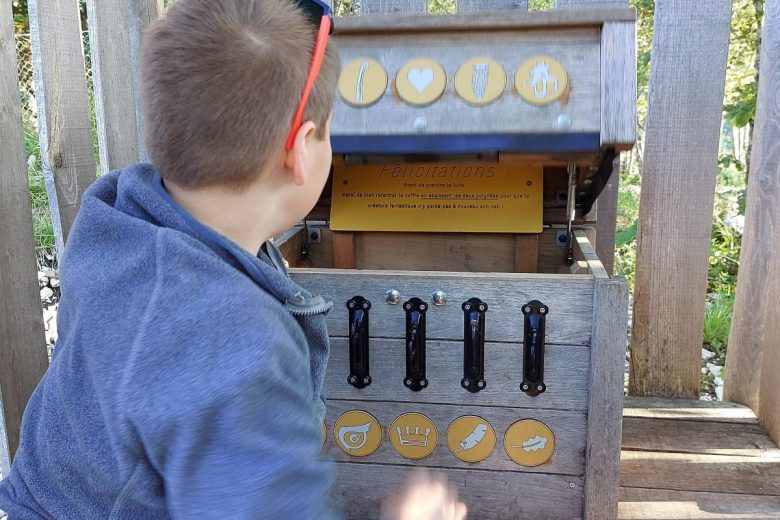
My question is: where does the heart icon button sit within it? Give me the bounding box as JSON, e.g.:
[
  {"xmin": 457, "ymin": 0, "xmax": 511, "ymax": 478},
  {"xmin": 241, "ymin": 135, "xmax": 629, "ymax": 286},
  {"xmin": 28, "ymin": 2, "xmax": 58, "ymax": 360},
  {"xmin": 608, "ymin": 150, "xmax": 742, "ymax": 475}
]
[{"xmin": 408, "ymin": 67, "xmax": 434, "ymax": 94}]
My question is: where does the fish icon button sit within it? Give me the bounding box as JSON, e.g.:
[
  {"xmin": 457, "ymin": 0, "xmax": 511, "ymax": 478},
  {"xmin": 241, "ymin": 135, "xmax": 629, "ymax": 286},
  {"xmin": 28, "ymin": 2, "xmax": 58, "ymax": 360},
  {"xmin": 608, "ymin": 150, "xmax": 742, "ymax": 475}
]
[
  {"xmin": 504, "ymin": 418, "xmax": 556, "ymax": 467},
  {"xmin": 334, "ymin": 410, "xmax": 382, "ymax": 457},
  {"xmin": 447, "ymin": 416, "xmax": 496, "ymax": 463}
]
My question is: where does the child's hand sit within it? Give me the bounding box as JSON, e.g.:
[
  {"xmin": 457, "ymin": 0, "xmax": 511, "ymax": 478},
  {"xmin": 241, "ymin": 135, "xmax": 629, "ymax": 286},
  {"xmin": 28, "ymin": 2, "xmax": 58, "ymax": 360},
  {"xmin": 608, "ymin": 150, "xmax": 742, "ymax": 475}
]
[{"xmin": 381, "ymin": 470, "xmax": 467, "ymax": 520}]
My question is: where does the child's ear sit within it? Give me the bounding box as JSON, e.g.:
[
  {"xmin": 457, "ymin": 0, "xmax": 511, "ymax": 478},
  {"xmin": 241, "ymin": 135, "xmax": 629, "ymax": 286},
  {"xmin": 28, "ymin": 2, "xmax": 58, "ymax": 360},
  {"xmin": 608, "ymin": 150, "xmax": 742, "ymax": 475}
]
[{"xmin": 284, "ymin": 121, "xmax": 318, "ymax": 187}]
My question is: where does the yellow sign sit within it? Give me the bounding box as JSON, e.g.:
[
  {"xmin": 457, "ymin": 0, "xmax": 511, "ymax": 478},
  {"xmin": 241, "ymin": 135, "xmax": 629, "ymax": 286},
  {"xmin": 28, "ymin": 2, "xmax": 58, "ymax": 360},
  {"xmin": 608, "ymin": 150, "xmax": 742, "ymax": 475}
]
[
  {"xmin": 331, "ymin": 162, "xmax": 542, "ymax": 233},
  {"xmin": 395, "ymin": 58, "xmax": 447, "ymax": 106},
  {"xmin": 334, "ymin": 410, "xmax": 382, "ymax": 457},
  {"xmin": 515, "ymin": 56, "xmax": 568, "ymax": 106},
  {"xmin": 447, "ymin": 416, "xmax": 496, "ymax": 463},
  {"xmin": 504, "ymin": 419, "xmax": 555, "ymax": 467},
  {"xmin": 455, "ymin": 57, "xmax": 506, "ymax": 106},
  {"xmin": 338, "ymin": 58, "xmax": 387, "ymax": 107},
  {"xmin": 390, "ymin": 413, "xmax": 438, "ymax": 460}
]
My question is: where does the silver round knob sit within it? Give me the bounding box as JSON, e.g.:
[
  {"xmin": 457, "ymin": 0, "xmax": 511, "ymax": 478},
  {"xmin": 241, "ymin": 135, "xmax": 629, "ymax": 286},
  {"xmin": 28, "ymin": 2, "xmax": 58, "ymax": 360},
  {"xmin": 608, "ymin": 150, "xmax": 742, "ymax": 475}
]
[
  {"xmin": 385, "ymin": 289, "xmax": 401, "ymax": 305},
  {"xmin": 557, "ymin": 113, "xmax": 572, "ymax": 130},
  {"xmin": 431, "ymin": 291, "xmax": 447, "ymax": 306}
]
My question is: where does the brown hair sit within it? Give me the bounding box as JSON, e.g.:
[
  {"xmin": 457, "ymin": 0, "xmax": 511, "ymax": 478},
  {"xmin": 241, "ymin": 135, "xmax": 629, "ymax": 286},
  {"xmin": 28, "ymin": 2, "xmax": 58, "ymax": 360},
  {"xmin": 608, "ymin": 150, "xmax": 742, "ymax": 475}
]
[{"xmin": 140, "ymin": 0, "xmax": 339, "ymax": 189}]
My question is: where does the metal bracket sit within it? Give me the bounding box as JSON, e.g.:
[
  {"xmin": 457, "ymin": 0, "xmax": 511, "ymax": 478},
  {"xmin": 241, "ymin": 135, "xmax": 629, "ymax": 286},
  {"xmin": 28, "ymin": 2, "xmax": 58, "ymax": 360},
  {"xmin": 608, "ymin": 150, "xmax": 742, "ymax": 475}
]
[
  {"xmin": 347, "ymin": 296, "xmax": 372, "ymax": 389},
  {"xmin": 403, "ymin": 297, "xmax": 428, "ymax": 391},
  {"xmin": 462, "ymin": 298, "xmax": 488, "ymax": 393},
  {"xmin": 521, "ymin": 300, "xmax": 548, "ymax": 397}
]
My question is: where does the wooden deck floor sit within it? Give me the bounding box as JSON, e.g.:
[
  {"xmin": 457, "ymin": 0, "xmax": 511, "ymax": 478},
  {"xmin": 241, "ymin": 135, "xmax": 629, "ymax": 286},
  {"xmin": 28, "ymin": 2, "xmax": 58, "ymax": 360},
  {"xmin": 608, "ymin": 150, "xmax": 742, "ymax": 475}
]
[{"xmin": 620, "ymin": 397, "xmax": 780, "ymax": 519}]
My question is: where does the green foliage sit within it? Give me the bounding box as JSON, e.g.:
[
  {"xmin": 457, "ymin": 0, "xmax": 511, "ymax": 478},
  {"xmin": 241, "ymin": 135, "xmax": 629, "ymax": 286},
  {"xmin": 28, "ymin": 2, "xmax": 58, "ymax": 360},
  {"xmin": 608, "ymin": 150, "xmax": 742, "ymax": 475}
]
[
  {"xmin": 703, "ymin": 293, "xmax": 734, "ymax": 362},
  {"xmin": 723, "ymin": 0, "xmax": 763, "ymax": 129},
  {"xmin": 429, "ymin": 0, "xmax": 456, "ymax": 14}
]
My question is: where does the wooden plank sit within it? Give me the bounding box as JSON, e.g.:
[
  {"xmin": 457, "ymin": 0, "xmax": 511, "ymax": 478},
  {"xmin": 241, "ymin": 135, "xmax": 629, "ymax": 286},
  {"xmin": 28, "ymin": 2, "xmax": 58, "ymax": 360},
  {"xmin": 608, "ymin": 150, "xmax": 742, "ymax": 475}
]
[
  {"xmin": 333, "ymin": 232, "xmax": 357, "ymax": 269},
  {"xmin": 620, "ymin": 451, "xmax": 780, "ymax": 496},
  {"xmin": 0, "ymin": 1, "xmax": 50, "ymax": 463},
  {"xmin": 629, "ymin": 0, "xmax": 732, "ymax": 399},
  {"xmin": 573, "ymin": 229, "xmax": 608, "ymax": 279},
  {"xmin": 326, "ymin": 338, "xmax": 591, "ymax": 411},
  {"xmin": 324, "ymin": 400, "xmax": 587, "ymax": 475},
  {"xmin": 514, "ymin": 234, "xmax": 539, "ymax": 272},
  {"xmin": 725, "ymin": 0, "xmax": 780, "ymax": 445},
  {"xmin": 556, "ymin": 0, "xmax": 630, "ymax": 8},
  {"xmin": 601, "ymin": 21, "xmax": 636, "ymax": 149},
  {"xmin": 335, "ymin": 6, "xmax": 636, "ymax": 34},
  {"xmin": 595, "ymin": 157, "xmax": 619, "ymax": 275},
  {"xmin": 332, "ymin": 461, "xmax": 584, "ymax": 520},
  {"xmin": 622, "ymin": 417, "xmax": 779, "ymax": 456},
  {"xmin": 584, "ymin": 278, "xmax": 628, "ymax": 520},
  {"xmin": 457, "ymin": 0, "xmax": 528, "ymax": 12},
  {"xmin": 291, "ymin": 269, "xmax": 595, "ymax": 344},
  {"xmin": 28, "ymin": 0, "xmax": 98, "ymax": 257},
  {"xmin": 623, "ymin": 397, "xmax": 758, "ymax": 425},
  {"xmin": 358, "ymin": 0, "xmax": 428, "ymax": 15},
  {"xmin": 86, "ymin": 0, "xmax": 140, "ymax": 173},
  {"xmin": 618, "ymin": 488, "xmax": 780, "ymax": 520}
]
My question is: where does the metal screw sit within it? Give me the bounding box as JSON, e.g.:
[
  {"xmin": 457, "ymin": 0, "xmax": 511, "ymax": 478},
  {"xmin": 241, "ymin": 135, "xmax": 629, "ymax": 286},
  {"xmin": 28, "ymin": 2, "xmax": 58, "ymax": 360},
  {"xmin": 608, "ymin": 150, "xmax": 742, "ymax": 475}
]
[
  {"xmin": 362, "ymin": 301, "xmax": 371, "ymax": 310},
  {"xmin": 363, "ymin": 376, "xmax": 371, "ymax": 385},
  {"xmin": 523, "ymin": 306, "xmax": 532, "ymax": 314},
  {"xmin": 557, "ymin": 113, "xmax": 572, "ymax": 130},
  {"xmin": 540, "ymin": 307, "xmax": 548, "ymax": 315},
  {"xmin": 478, "ymin": 304, "xmax": 487, "ymax": 312},
  {"xmin": 386, "ymin": 289, "xmax": 401, "ymax": 305},
  {"xmin": 432, "ymin": 291, "xmax": 447, "ymax": 306},
  {"xmin": 420, "ymin": 303, "xmax": 427, "ymax": 311},
  {"xmin": 464, "ymin": 303, "xmax": 472, "ymax": 311},
  {"xmin": 348, "ymin": 375, "xmax": 357, "ymax": 384},
  {"xmin": 569, "ymin": 482, "xmax": 576, "ymax": 489},
  {"xmin": 405, "ymin": 378, "xmax": 413, "ymax": 386},
  {"xmin": 420, "ymin": 380, "xmax": 427, "ymax": 387},
  {"xmin": 537, "ymin": 385, "xmax": 544, "ymax": 392},
  {"xmin": 463, "ymin": 380, "xmax": 471, "ymax": 387},
  {"xmin": 477, "ymin": 381, "xmax": 485, "ymax": 389},
  {"xmin": 413, "ymin": 117, "xmax": 428, "ymax": 133},
  {"xmin": 404, "ymin": 303, "xmax": 412, "ymax": 311},
  {"xmin": 347, "ymin": 301, "xmax": 355, "ymax": 309}
]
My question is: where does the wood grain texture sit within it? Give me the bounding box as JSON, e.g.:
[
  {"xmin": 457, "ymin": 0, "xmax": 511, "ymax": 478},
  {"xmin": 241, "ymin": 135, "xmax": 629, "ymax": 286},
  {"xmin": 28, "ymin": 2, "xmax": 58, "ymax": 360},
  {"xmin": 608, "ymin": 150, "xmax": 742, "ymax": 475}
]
[
  {"xmin": 556, "ymin": 0, "xmax": 630, "ymax": 8},
  {"xmin": 514, "ymin": 234, "xmax": 539, "ymax": 272},
  {"xmin": 28, "ymin": 0, "xmax": 97, "ymax": 257},
  {"xmin": 332, "ymin": 461, "xmax": 584, "ymax": 519},
  {"xmin": 291, "ymin": 269, "xmax": 595, "ymax": 344},
  {"xmin": 333, "ymin": 232, "xmax": 357, "ymax": 269},
  {"xmin": 618, "ymin": 488, "xmax": 780, "ymax": 520},
  {"xmin": 623, "ymin": 397, "xmax": 758, "ymax": 425},
  {"xmin": 629, "ymin": 0, "xmax": 732, "ymax": 399},
  {"xmin": 725, "ymin": 0, "xmax": 780, "ymax": 446},
  {"xmin": 0, "ymin": 1, "xmax": 50, "ymax": 462},
  {"xmin": 594, "ymin": 156, "xmax": 619, "ymax": 275},
  {"xmin": 326, "ymin": 338, "xmax": 591, "ymax": 411},
  {"xmin": 457, "ymin": 0, "xmax": 528, "ymax": 12},
  {"xmin": 324, "ymin": 400, "xmax": 587, "ymax": 475},
  {"xmin": 601, "ymin": 21, "xmax": 636, "ymax": 148},
  {"xmin": 573, "ymin": 230, "xmax": 608, "ymax": 279},
  {"xmin": 358, "ymin": 0, "xmax": 428, "ymax": 14},
  {"xmin": 584, "ymin": 278, "xmax": 628, "ymax": 520},
  {"xmin": 332, "ymin": 29, "xmax": 601, "ymax": 137},
  {"xmin": 86, "ymin": 0, "xmax": 140, "ymax": 173}
]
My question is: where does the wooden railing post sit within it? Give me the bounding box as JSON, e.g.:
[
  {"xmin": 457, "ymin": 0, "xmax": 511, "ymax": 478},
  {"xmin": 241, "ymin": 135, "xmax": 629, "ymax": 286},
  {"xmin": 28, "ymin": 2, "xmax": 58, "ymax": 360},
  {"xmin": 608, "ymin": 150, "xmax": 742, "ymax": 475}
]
[
  {"xmin": 725, "ymin": 0, "xmax": 780, "ymax": 445},
  {"xmin": 0, "ymin": 1, "xmax": 50, "ymax": 467},
  {"xmin": 629, "ymin": 0, "xmax": 732, "ymax": 398}
]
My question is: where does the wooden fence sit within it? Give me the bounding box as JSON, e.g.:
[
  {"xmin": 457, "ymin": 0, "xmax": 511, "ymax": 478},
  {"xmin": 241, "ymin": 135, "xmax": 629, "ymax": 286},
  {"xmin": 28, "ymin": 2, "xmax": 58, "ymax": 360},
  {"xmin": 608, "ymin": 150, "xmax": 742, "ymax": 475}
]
[{"xmin": 1, "ymin": 0, "xmax": 778, "ymax": 472}]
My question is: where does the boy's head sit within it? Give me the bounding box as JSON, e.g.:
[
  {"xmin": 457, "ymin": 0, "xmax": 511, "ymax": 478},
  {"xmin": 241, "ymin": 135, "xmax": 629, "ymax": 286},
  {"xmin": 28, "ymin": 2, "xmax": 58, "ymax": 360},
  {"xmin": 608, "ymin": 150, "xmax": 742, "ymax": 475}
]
[{"xmin": 140, "ymin": 0, "xmax": 339, "ymax": 191}]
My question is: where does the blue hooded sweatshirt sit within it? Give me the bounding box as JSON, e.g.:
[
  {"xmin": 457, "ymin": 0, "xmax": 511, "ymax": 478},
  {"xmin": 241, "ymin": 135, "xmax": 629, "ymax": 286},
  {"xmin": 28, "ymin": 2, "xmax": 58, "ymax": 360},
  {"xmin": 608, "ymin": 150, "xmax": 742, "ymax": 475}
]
[{"xmin": 0, "ymin": 164, "xmax": 340, "ymax": 519}]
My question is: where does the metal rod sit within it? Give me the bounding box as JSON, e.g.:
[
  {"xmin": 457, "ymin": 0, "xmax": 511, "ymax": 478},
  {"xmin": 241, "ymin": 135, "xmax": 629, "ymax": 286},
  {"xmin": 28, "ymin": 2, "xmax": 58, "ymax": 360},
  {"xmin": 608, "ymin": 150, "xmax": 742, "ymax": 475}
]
[{"xmin": 565, "ymin": 162, "xmax": 577, "ymax": 266}]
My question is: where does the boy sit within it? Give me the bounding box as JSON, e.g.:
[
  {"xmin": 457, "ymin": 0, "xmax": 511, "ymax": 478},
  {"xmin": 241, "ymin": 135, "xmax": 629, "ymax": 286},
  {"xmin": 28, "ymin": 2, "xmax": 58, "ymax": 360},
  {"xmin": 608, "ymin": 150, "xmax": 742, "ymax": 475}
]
[{"xmin": 0, "ymin": 0, "xmax": 465, "ymax": 518}]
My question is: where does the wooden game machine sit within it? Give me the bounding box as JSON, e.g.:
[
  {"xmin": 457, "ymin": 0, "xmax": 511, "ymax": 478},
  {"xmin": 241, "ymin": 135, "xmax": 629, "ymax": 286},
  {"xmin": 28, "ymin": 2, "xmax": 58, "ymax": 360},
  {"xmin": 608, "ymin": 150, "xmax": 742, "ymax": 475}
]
[{"xmin": 278, "ymin": 7, "xmax": 635, "ymax": 519}]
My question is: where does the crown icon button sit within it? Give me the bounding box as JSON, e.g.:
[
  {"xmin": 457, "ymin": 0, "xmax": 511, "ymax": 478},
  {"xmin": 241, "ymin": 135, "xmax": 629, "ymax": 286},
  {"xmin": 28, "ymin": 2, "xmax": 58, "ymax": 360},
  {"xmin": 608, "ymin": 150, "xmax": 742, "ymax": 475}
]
[
  {"xmin": 397, "ymin": 425, "xmax": 432, "ymax": 447},
  {"xmin": 390, "ymin": 413, "xmax": 438, "ymax": 460}
]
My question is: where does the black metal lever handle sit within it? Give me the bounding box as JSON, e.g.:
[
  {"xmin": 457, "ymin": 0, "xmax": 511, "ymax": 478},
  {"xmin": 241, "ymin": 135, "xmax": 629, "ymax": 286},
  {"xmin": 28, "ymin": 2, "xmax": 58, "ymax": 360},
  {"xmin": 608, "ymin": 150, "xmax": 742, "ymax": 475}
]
[
  {"xmin": 462, "ymin": 298, "xmax": 488, "ymax": 393},
  {"xmin": 403, "ymin": 297, "xmax": 428, "ymax": 391},
  {"xmin": 521, "ymin": 300, "xmax": 548, "ymax": 396},
  {"xmin": 347, "ymin": 296, "xmax": 371, "ymax": 389}
]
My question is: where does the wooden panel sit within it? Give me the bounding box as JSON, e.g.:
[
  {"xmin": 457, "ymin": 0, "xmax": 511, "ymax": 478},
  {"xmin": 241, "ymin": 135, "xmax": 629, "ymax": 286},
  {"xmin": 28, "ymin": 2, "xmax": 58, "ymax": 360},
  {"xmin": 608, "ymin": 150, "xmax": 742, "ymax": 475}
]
[
  {"xmin": 601, "ymin": 21, "xmax": 636, "ymax": 148},
  {"xmin": 623, "ymin": 397, "xmax": 758, "ymax": 425},
  {"xmin": 28, "ymin": 0, "xmax": 98, "ymax": 257},
  {"xmin": 573, "ymin": 230, "xmax": 608, "ymax": 279},
  {"xmin": 324, "ymin": 400, "xmax": 587, "ymax": 475},
  {"xmin": 514, "ymin": 234, "xmax": 539, "ymax": 272},
  {"xmin": 333, "ymin": 232, "xmax": 357, "ymax": 269},
  {"xmin": 358, "ymin": 0, "xmax": 428, "ymax": 14},
  {"xmin": 556, "ymin": 0, "xmax": 628, "ymax": 6},
  {"xmin": 457, "ymin": 0, "xmax": 528, "ymax": 11},
  {"xmin": 618, "ymin": 488, "xmax": 780, "ymax": 520},
  {"xmin": 629, "ymin": 0, "xmax": 732, "ymax": 399},
  {"xmin": 332, "ymin": 28, "xmax": 601, "ymax": 137},
  {"xmin": 291, "ymin": 269, "xmax": 595, "ymax": 344},
  {"xmin": 584, "ymin": 278, "xmax": 628, "ymax": 520},
  {"xmin": 538, "ymin": 227, "xmax": 569, "ymax": 273},
  {"xmin": 326, "ymin": 338, "xmax": 591, "ymax": 411},
  {"xmin": 595, "ymin": 156, "xmax": 619, "ymax": 275},
  {"xmin": 725, "ymin": 0, "xmax": 780, "ymax": 445},
  {"xmin": 332, "ymin": 461, "xmax": 584, "ymax": 520},
  {"xmin": 86, "ymin": 0, "xmax": 140, "ymax": 173},
  {"xmin": 0, "ymin": 1, "xmax": 50, "ymax": 464}
]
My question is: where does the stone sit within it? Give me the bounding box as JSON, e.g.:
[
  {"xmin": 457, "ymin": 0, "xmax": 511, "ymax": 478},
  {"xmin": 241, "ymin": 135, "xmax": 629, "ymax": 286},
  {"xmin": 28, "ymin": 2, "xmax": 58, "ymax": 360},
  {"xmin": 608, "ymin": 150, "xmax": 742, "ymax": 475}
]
[
  {"xmin": 40, "ymin": 287, "xmax": 54, "ymax": 301},
  {"xmin": 50, "ymin": 277, "xmax": 60, "ymax": 288},
  {"xmin": 702, "ymin": 348, "xmax": 715, "ymax": 362},
  {"xmin": 707, "ymin": 363, "xmax": 724, "ymax": 379}
]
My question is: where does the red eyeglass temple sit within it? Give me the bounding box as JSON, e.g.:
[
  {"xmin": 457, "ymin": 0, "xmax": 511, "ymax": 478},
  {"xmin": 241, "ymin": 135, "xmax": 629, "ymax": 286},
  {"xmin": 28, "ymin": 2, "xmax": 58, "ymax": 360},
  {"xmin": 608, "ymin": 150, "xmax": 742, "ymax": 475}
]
[{"xmin": 285, "ymin": 16, "xmax": 332, "ymax": 151}]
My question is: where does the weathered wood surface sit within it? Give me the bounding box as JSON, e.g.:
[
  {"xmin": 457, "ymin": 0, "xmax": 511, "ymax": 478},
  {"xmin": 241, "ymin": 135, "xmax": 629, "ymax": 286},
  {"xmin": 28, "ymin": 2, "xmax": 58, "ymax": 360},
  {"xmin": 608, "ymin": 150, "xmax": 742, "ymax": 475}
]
[
  {"xmin": 326, "ymin": 338, "xmax": 590, "ymax": 411},
  {"xmin": 332, "ymin": 232, "xmax": 357, "ymax": 269},
  {"xmin": 324, "ymin": 400, "xmax": 587, "ymax": 475},
  {"xmin": 619, "ymin": 488, "xmax": 780, "ymax": 520},
  {"xmin": 358, "ymin": 0, "xmax": 428, "ymax": 14},
  {"xmin": 332, "ymin": 461, "xmax": 584, "ymax": 520},
  {"xmin": 0, "ymin": 1, "xmax": 50, "ymax": 465},
  {"xmin": 595, "ymin": 157, "xmax": 619, "ymax": 275},
  {"xmin": 584, "ymin": 279, "xmax": 628, "ymax": 520},
  {"xmin": 457, "ymin": 0, "xmax": 528, "ymax": 11},
  {"xmin": 28, "ymin": 0, "xmax": 97, "ymax": 258},
  {"xmin": 573, "ymin": 230, "xmax": 608, "ymax": 278},
  {"xmin": 600, "ymin": 21, "xmax": 636, "ymax": 149},
  {"xmin": 623, "ymin": 397, "xmax": 758, "ymax": 425},
  {"xmin": 292, "ymin": 269, "xmax": 594, "ymax": 344},
  {"xmin": 86, "ymin": 0, "xmax": 140, "ymax": 173},
  {"xmin": 556, "ymin": 0, "xmax": 630, "ymax": 7},
  {"xmin": 725, "ymin": 0, "xmax": 780, "ymax": 445},
  {"xmin": 629, "ymin": 0, "xmax": 732, "ymax": 399},
  {"xmin": 514, "ymin": 234, "xmax": 539, "ymax": 272},
  {"xmin": 332, "ymin": 29, "xmax": 602, "ymax": 137}
]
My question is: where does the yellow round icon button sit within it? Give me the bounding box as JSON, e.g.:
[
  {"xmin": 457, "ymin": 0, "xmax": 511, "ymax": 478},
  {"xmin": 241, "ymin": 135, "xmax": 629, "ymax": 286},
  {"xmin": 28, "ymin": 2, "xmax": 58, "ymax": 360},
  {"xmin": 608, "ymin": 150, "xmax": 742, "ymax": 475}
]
[
  {"xmin": 396, "ymin": 58, "xmax": 447, "ymax": 107},
  {"xmin": 447, "ymin": 416, "xmax": 496, "ymax": 463},
  {"xmin": 504, "ymin": 419, "xmax": 556, "ymax": 467},
  {"xmin": 455, "ymin": 57, "xmax": 506, "ymax": 106},
  {"xmin": 390, "ymin": 413, "xmax": 438, "ymax": 460},
  {"xmin": 338, "ymin": 58, "xmax": 387, "ymax": 107},
  {"xmin": 334, "ymin": 410, "xmax": 382, "ymax": 457},
  {"xmin": 321, "ymin": 421, "xmax": 327, "ymax": 446},
  {"xmin": 515, "ymin": 56, "xmax": 569, "ymax": 106}
]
